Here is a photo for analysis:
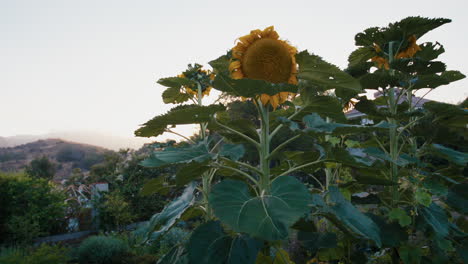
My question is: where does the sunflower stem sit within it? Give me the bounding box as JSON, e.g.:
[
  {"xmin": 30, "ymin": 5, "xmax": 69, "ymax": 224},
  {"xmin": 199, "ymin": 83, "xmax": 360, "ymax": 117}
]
[
  {"xmin": 387, "ymin": 41, "xmax": 400, "ymax": 207},
  {"xmin": 258, "ymin": 99, "xmax": 271, "ymax": 194}
]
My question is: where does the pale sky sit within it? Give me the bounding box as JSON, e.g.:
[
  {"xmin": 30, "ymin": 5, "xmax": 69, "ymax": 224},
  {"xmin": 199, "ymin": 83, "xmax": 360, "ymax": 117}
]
[{"xmin": 1, "ymin": 0, "xmax": 467, "ymax": 144}]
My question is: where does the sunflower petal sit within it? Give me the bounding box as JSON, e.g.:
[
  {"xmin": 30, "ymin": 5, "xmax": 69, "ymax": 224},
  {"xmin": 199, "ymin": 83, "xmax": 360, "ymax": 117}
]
[{"xmin": 260, "ymin": 94, "xmax": 270, "ymax": 106}]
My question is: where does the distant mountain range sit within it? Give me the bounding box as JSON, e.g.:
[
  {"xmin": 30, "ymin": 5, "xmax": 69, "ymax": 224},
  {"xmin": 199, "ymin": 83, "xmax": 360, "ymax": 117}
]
[
  {"xmin": 0, "ymin": 131, "xmax": 155, "ymax": 150},
  {"xmin": 0, "ymin": 138, "xmax": 112, "ymax": 180}
]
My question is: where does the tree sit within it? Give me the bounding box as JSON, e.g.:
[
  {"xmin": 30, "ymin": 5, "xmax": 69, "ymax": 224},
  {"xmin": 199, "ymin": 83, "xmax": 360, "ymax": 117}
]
[{"xmin": 25, "ymin": 156, "xmax": 56, "ymax": 180}]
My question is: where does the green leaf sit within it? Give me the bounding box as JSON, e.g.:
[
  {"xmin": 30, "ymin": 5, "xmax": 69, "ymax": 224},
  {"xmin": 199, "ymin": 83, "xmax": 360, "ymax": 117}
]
[
  {"xmin": 363, "ymin": 147, "xmax": 413, "ymax": 167},
  {"xmin": 355, "ymin": 17, "xmax": 451, "ymax": 47},
  {"xmin": 322, "ymin": 187, "xmax": 382, "ymax": 246},
  {"xmin": 209, "ymin": 54, "xmax": 230, "ymax": 75},
  {"xmin": 416, "ymin": 42, "xmax": 445, "ymax": 61},
  {"xmin": 209, "ymin": 176, "xmax": 311, "ymax": 241},
  {"xmin": 219, "ymin": 144, "xmax": 245, "ymax": 161},
  {"xmin": 296, "ymin": 50, "xmax": 362, "ymax": 92},
  {"xmin": 367, "ymin": 214, "xmax": 407, "ymax": 247},
  {"xmin": 141, "ymin": 176, "xmax": 173, "ymax": 196},
  {"xmin": 388, "ymin": 208, "xmax": 412, "ymax": 227},
  {"xmin": 446, "ymin": 183, "xmax": 468, "ymax": 214},
  {"xmin": 390, "ymin": 58, "xmax": 446, "ymax": 75},
  {"xmin": 302, "ymin": 113, "xmax": 392, "ymax": 135},
  {"xmin": 426, "ymin": 144, "xmax": 468, "ymax": 166},
  {"xmin": 255, "ymin": 249, "xmax": 295, "ymax": 264},
  {"xmin": 176, "ymin": 160, "xmax": 210, "ymax": 186},
  {"xmin": 420, "ymin": 202, "xmax": 449, "ymax": 237},
  {"xmin": 298, "ymin": 96, "xmax": 347, "ymax": 122},
  {"xmin": 399, "ymin": 245, "xmax": 422, "ymax": 264},
  {"xmin": 415, "ymin": 189, "xmax": 432, "ymax": 207},
  {"xmin": 188, "ymin": 221, "xmax": 261, "ymax": 264},
  {"xmin": 135, "ymin": 104, "xmax": 225, "ymax": 137},
  {"xmin": 134, "ymin": 182, "xmax": 197, "ymax": 244},
  {"xmin": 359, "ymin": 69, "xmax": 402, "ymax": 90},
  {"xmin": 297, "ymin": 232, "xmax": 337, "ymax": 254},
  {"xmin": 158, "ymin": 77, "xmax": 195, "ymax": 88},
  {"xmin": 412, "ymin": 71, "xmax": 465, "ymax": 90},
  {"xmin": 348, "ymin": 46, "xmax": 376, "ymax": 67},
  {"xmin": 422, "ymin": 178, "xmax": 448, "ymax": 196},
  {"xmin": 157, "ymin": 244, "xmax": 188, "ymax": 264},
  {"xmin": 141, "ymin": 142, "xmax": 212, "ymax": 168},
  {"xmin": 213, "ymin": 73, "xmax": 297, "ymax": 98},
  {"xmin": 162, "ymin": 87, "xmax": 191, "ymax": 104}
]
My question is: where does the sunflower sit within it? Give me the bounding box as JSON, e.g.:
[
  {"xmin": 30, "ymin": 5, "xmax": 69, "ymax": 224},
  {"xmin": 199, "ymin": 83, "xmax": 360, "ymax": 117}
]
[
  {"xmin": 178, "ymin": 64, "xmax": 214, "ymax": 97},
  {"xmin": 371, "ymin": 35, "xmax": 422, "ymax": 70},
  {"xmin": 229, "ymin": 26, "xmax": 298, "ymax": 109}
]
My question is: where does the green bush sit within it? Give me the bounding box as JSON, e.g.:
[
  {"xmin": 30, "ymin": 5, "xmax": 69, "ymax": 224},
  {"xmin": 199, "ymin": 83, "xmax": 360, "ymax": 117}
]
[
  {"xmin": 77, "ymin": 235, "xmax": 129, "ymax": 264},
  {"xmin": 0, "ymin": 172, "xmax": 67, "ymax": 244},
  {"xmin": 0, "ymin": 244, "xmax": 69, "ymax": 264},
  {"xmin": 0, "ymin": 247, "xmax": 25, "ymax": 264},
  {"xmin": 25, "ymin": 244, "xmax": 69, "ymax": 264}
]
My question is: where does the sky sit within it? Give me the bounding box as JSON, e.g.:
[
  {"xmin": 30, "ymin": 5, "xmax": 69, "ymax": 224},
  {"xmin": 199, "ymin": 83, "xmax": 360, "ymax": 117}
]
[{"xmin": 1, "ymin": 0, "xmax": 467, "ymax": 147}]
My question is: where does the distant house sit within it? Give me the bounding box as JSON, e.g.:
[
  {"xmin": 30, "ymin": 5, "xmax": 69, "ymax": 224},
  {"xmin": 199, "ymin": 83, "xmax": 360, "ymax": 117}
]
[{"xmin": 345, "ymin": 90, "xmax": 432, "ymax": 123}]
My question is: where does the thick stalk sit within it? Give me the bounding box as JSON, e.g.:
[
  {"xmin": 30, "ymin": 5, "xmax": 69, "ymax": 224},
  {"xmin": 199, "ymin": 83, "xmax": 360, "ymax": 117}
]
[
  {"xmin": 324, "ymin": 117, "xmax": 332, "ymax": 190},
  {"xmin": 258, "ymin": 101, "xmax": 271, "ymax": 194},
  {"xmin": 387, "ymin": 42, "xmax": 400, "ymax": 207},
  {"xmin": 197, "ymin": 82, "xmax": 211, "ymax": 220}
]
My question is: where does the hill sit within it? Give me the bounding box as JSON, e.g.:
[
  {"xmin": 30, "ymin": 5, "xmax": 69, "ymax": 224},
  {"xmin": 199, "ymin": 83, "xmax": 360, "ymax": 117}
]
[
  {"xmin": 0, "ymin": 139, "xmax": 113, "ymax": 181},
  {"xmin": 0, "ymin": 132, "xmax": 155, "ymax": 150}
]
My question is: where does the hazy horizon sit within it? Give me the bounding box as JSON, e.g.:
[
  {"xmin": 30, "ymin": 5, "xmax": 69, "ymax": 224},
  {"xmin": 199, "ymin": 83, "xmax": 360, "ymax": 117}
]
[{"xmin": 2, "ymin": 0, "xmax": 467, "ymax": 142}]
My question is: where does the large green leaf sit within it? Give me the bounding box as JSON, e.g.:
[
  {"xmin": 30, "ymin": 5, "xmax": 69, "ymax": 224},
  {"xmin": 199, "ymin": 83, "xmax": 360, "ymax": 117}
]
[
  {"xmin": 218, "ymin": 143, "xmax": 245, "ymax": 161},
  {"xmin": 416, "ymin": 42, "xmax": 445, "ymax": 61},
  {"xmin": 355, "ymin": 17, "xmax": 451, "ymax": 47},
  {"xmin": 315, "ymin": 187, "xmax": 382, "ymax": 246},
  {"xmin": 209, "ymin": 54, "xmax": 230, "ymax": 75},
  {"xmin": 158, "ymin": 77, "xmax": 195, "ymax": 88},
  {"xmin": 390, "ymin": 58, "xmax": 446, "ymax": 75},
  {"xmin": 425, "ymin": 144, "xmax": 468, "ymax": 166},
  {"xmin": 348, "ymin": 46, "xmax": 376, "ymax": 67},
  {"xmin": 445, "ymin": 183, "xmax": 468, "ymax": 214},
  {"xmin": 420, "ymin": 202, "xmax": 449, "ymax": 237},
  {"xmin": 297, "ymin": 232, "xmax": 337, "ymax": 254},
  {"xmin": 141, "ymin": 142, "xmax": 212, "ymax": 168},
  {"xmin": 176, "ymin": 160, "xmax": 210, "ymax": 186},
  {"xmin": 187, "ymin": 221, "xmax": 261, "ymax": 264},
  {"xmin": 158, "ymin": 245, "xmax": 188, "ymax": 264},
  {"xmin": 296, "ymin": 50, "xmax": 362, "ymax": 92},
  {"xmin": 162, "ymin": 86, "xmax": 191, "ymax": 104},
  {"xmin": 134, "ymin": 182, "xmax": 197, "ymax": 244},
  {"xmin": 297, "ymin": 96, "xmax": 347, "ymax": 122},
  {"xmin": 302, "ymin": 113, "xmax": 392, "ymax": 135},
  {"xmin": 412, "ymin": 71, "xmax": 465, "ymax": 90},
  {"xmin": 212, "ymin": 73, "xmax": 297, "ymax": 98},
  {"xmin": 135, "ymin": 104, "xmax": 225, "ymax": 137},
  {"xmin": 209, "ymin": 176, "xmax": 311, "ymax": 241},
  {"xmin": 141, "ymin": 176, "xmax": 173, "ymax": 196},
  {"xmin": 367, "ymin": 214, "xmax": 407, "ymax": 247}
]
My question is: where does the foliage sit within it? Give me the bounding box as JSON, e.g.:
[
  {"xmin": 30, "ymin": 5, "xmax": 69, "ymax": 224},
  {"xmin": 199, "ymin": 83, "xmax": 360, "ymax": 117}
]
[
  {"xmin": 98, "ymin": 191, "xmax": 135, "ymax": 231},
  {"xmin": 25, "ymin": 155, "xmax": 56, "ymax": 180},
  {"xmin": 77, "ymin": 235, "xmax": 129, "ymax": 264},
  {"xmin": 133, "ymin": 17, "xmax": 467, "ymax": 264},
  {"xmin": 0, "ymin": 244, "xmax": 70, "ymax": 264},
  {"xmin": 0, "ymin": 172, "xmax": 67, "ymax": 244}
]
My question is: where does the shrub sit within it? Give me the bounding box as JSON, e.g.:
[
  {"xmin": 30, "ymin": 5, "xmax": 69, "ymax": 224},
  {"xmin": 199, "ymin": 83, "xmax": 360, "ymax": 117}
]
[
  {"xmin": 0, "ymin": 172, "xmax": 67, "ymax": 244},
  {"xmin": 77, "ymin": 235, "xmax": 129, "ymax": 264},
  {"xmin": 0, "ymin": 247, "xmax": 25, "ymax": 264},
  {"xmin": 0, "ymin": 244, "xmax": 69, "ymax": 264},
  {"xmin": 25, "ymin": 244, "xmax": 69, "ymax": 264}
]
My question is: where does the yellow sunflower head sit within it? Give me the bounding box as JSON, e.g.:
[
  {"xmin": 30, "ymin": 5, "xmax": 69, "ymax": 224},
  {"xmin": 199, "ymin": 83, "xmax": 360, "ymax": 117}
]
[
  {"xmin": 179, "ymin": 64, "xmax": 214, "ymax": 97},
  {"xmin": 371, "ymin": 35, "xmax": 422, "ymax": 70},
  {"xmin": 229, "ymin": 26, "xmax": 298, "ymax": 109}
]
